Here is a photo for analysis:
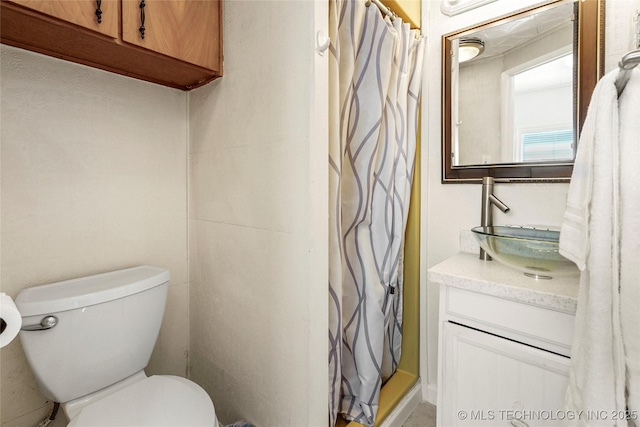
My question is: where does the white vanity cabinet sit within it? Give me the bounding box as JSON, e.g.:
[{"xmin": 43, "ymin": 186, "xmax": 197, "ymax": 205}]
[{"xmin": 430, "ymin": 253, "xmax": 579, "ymax": 427}]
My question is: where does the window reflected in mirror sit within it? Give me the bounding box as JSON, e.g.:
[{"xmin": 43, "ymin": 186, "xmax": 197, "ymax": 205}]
[{"xmin": 512, "ymin": 52, "xmax": 575, "ymax": 163}]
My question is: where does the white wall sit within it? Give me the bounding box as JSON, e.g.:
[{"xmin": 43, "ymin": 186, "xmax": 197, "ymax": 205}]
[
  {"xmin": 420, "ymin": 0, "xmax": 640, "ymax": 403},
  {"xmin": 187, "ymin": 1, "xmax": 328, "ymax": 425},
  {"xmin": 458, "ymin": 56, "xmax": 503, "ymax": 164},
  {"xmin": 0, "ymin": 46, "xmax": 189, "ymax": 427}
]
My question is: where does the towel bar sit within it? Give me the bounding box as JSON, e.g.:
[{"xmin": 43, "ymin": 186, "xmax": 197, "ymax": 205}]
[{"xmin": 615, "ymin": 49, "xmax": 640, "ymax": 96}]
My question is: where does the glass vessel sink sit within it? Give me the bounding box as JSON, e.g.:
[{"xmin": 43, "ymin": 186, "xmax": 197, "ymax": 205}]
[{"xmin": 471, "ymin": 226, "xmax": 579, "ymax": 279}]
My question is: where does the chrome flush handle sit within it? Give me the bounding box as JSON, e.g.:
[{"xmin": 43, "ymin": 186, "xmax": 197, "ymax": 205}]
[{"xmin": 21, "ymin": 315, "xmax": 58, "ymax": 331}]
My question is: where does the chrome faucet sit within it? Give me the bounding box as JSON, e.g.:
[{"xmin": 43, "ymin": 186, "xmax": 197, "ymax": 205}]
[{"xmin": 480, "ymin": 177, "xmax": 510, "ymax": 260}]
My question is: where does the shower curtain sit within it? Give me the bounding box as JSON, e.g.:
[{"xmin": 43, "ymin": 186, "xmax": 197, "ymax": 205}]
[{"xmin": 328, "ymin": 0, "xmax": 424, "ymax": 425}]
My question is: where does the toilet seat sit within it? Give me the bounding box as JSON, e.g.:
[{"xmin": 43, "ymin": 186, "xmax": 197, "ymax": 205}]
[{"xmin": 68, "ymin": 375, "xmax": 216, "ymax": 427}]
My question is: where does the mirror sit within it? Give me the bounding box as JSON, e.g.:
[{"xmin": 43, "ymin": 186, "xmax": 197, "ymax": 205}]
[{"xmin": 442, "ymin": 0, "xmax": 604, "ymax": 183}]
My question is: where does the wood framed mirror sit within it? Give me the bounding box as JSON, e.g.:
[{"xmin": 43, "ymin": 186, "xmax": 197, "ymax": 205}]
[{"xmin": 442, "ymin": 0, "xmax": 604, "ymax": 183}]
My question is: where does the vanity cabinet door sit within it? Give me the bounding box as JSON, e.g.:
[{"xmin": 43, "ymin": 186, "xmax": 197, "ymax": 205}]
[
  {"xmin": 439, "ymin": 322, "xmax": 570, "ymax": 427},
  {"xmin": 121, "ymin": 0, "xmax": 222, "ymax": 72},
  {"xmin": 6, "ymin": 0, "xmax": 118, "ymax": 38}
]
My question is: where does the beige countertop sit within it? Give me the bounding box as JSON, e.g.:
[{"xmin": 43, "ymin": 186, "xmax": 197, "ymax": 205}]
[{"xmin": 428, "ymin": 252, "xmax": 580, "ymax": 314}]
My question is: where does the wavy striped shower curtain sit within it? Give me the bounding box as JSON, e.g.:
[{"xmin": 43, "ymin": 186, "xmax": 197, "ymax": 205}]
[{"xmin": 328, "ymin": 1, "xmax": 424, "ymax": 425}]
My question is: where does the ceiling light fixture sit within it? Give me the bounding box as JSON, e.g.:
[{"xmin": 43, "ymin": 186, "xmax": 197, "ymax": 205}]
[{"xmin": 458, "ymin": 38, "xmax": 485, "ymax": 63}]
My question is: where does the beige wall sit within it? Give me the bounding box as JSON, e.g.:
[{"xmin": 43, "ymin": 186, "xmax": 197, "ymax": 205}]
[
  {"xmin": 187, "ymin": 1, "xmax": 328, "ymax": 426},
  {"xmin": 0, "ymin": 46, "xmax": 189, "ymax": 426},
  {"xmin": 0, "ymin": 1, "xmax": 329, "ymax": 425},
  {"xmin": 421, "ymin": 0, "xmax": 640, "ymax": 404}
]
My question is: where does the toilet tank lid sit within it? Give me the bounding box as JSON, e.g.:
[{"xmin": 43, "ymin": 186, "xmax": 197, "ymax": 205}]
[{"xmin": 16, "ymin": 266, "xmax": 170, "ymax": 316}]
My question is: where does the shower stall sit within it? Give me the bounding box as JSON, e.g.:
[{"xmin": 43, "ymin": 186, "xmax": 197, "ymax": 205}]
[{"xmin": 328, "ymin": 0, "xmax": 425, "ymax": 425}]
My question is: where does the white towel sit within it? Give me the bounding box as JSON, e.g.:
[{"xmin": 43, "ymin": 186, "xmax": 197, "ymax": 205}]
[
  {"xmin": 619, "ymin": 68, "xmax": 640, "ymax": 423},
  {"xmin": 559, "ymin": 70, "xmax": 626, "ymax": 426}
]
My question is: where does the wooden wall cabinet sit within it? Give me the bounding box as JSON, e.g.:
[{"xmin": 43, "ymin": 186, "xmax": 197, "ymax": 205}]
[
  {"xmin": 8, "ymin": 0, "xmax": 119, "ymax": 37},
  {"xmin": 1, "ymin": 0, "xmax": 223, "ymax": 90}
]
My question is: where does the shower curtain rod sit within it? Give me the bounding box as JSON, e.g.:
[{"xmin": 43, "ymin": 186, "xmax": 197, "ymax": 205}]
[
  {"xmin": 365, "ymin": 0, "xmax": 398, "ymax": 20},
  {"xmin": 615, "ymin": 48, "xmax": 640, "ymax": 96},
  {"xmin": 364, "ymin": 0, "xmax": 422, "ymax": 37}
]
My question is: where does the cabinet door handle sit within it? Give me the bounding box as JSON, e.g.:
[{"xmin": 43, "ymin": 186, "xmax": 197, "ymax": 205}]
[
  {"xmin": 138, "ymin": 0, "xmax": 146, "ymax": 39},
  {"xmin": 95, "ymin": 0, "xmax": 102, "ymax": 23},
  {"xmin": 510, "ymin": 419, "xmax": 530, "ymax": 427}
]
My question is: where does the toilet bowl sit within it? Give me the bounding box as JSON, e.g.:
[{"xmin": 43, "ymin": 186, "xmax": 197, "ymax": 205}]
[
  {"xmin": 66, "ymin": 373, "xmax": 216, "ymax": 427},
  {"xmin": 16, "ymin": 266, "xmax": 217, "ymax": 426}
]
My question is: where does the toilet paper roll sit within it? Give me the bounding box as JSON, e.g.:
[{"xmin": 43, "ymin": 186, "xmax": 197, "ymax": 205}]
[{"xmin": 0, "ymin": 293, "xmax": 22, "ymax": 348}]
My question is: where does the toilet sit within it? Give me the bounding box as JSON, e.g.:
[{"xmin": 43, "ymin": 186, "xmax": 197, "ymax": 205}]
[{"xmin": 16, "ymin": 266, "xmax": 218, "ymax": 427}]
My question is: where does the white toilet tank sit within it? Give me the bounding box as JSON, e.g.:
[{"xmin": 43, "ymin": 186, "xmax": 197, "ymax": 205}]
[{"xmin": 16, "ymin": 266, "xmax": 169, "ymax": 404}]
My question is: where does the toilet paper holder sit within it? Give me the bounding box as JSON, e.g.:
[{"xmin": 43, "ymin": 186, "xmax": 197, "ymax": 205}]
[{"xmin": 21, "ymin": 315, "xmax": 58, "ymax": 331}]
